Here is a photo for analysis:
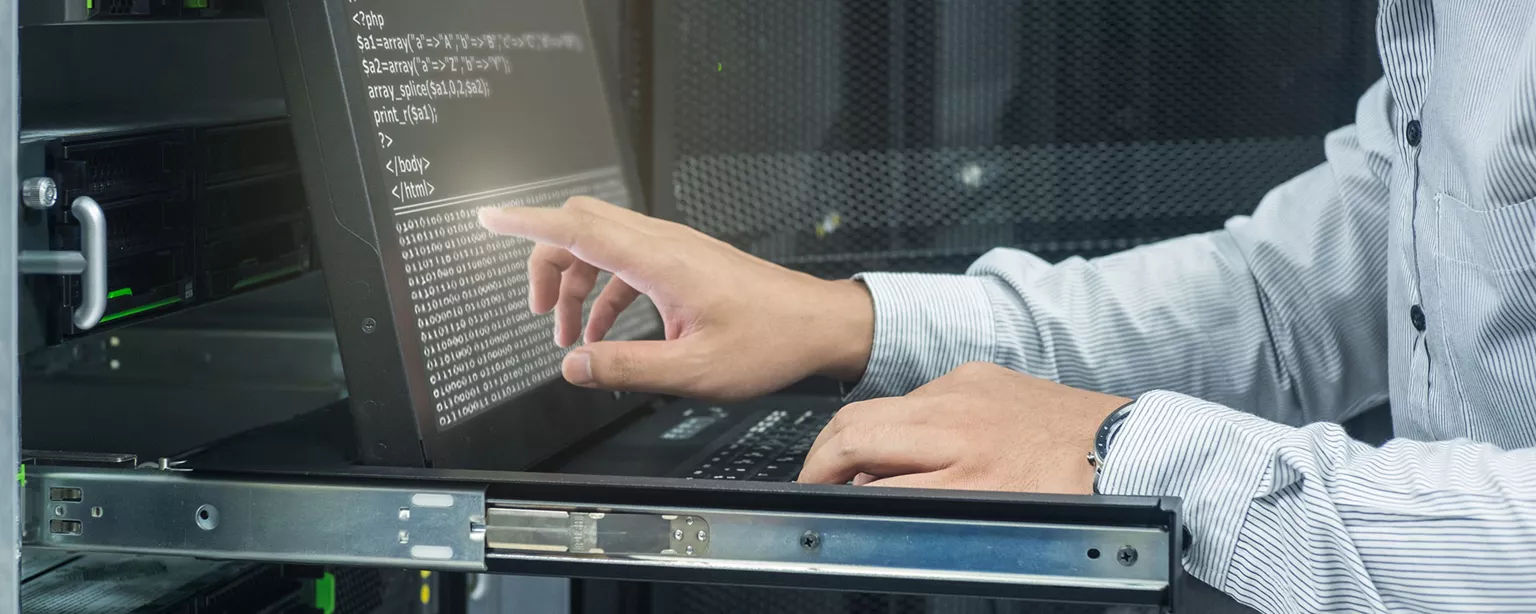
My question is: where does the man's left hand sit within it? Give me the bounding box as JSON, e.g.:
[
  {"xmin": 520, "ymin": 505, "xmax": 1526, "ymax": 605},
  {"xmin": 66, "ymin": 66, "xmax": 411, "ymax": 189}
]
[{"xmin": 797, "ymin": 362, "xmax": 1130, "ymax": 494}]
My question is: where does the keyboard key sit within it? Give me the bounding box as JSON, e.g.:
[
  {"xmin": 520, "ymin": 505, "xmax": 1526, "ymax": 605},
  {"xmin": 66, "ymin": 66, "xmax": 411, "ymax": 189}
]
[
  {"xmin": 686, "ymin": 410, "xmax": 835, "ymax": 481},
  {"xmin": 753, "ymin": 463, "xmax": 801, "ymax": 480}
]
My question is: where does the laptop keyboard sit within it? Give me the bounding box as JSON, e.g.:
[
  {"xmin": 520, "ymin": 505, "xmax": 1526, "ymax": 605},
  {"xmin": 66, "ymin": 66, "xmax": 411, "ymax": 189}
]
[{"xmin": 684, "ymin": 409, "xmax": 834, "ymax": 482}]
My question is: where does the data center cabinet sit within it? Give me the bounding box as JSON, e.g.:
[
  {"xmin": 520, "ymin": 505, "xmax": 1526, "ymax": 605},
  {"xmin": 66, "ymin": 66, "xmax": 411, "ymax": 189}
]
[{"xmin": 3, "ymin": 2, "xmax": 1194, "ymax": 612}]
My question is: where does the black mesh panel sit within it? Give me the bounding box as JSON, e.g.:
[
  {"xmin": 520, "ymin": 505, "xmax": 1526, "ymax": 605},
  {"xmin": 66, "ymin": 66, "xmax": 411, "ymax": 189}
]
[{"xmin": 658, "ymin": 0, "xmax": 1381, "ymax": 277}]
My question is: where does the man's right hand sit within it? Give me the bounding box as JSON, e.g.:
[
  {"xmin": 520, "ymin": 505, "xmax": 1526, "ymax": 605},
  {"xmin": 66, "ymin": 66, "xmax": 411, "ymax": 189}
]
[{"xmin": 478, "ymin": 197, "xmax": 874, "ymax": 401}]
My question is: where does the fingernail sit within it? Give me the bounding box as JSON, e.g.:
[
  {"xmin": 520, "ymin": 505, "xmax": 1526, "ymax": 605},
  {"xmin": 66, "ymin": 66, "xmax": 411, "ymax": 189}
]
[
  {"xmin": 476, "ymin": 207, "xmax": 514, "ymax": 229},
  {"xmin": 565, "ymin": 350, "xmax": 594, "ymax": 386}
]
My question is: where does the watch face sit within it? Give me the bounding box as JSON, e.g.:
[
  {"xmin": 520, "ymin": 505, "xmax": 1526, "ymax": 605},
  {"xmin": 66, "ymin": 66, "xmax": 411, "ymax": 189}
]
[
  {"xmin": 1092, "ymin": 402, "xmax": 1136, "ymax": 494},
  {"xmin": 1096, "ymin": 402, "xmax": 1136, "ymax": 462}
]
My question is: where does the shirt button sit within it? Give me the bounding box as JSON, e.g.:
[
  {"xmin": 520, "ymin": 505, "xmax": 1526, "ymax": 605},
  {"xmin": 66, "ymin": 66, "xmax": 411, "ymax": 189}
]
[
  {"xmin": 1406, "ymin": 120, "xmax": 1422, "ymax": 147},
  {"xmin": 1410, "ymin": 304, "xmax": 1426, "ymax": 332}
]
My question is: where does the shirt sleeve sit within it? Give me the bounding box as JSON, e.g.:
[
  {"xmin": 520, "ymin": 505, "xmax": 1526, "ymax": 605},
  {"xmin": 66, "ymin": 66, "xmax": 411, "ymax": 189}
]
[
  {"xmin": 847, "ymin": 79, "xmax": 1399, "ymax": 427},
  {"xmin": 1101, "ymin": 391, "xmax": 1536, "ymax": 613}
]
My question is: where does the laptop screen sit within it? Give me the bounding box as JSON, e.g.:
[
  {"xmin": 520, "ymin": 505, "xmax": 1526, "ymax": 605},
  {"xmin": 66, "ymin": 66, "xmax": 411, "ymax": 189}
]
[{"xmin": 269, "ymin": 0, "xmax": 659, "ymax": 467}]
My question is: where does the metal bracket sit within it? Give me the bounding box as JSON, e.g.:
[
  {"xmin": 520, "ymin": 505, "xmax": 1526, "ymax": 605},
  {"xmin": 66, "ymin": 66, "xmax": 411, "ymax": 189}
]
[
  {"xmin": 18, "ymin": 192, "xmax": 107, "ymax": 330},
  {"xmin": 486, "ymin": 508, "xmax": 712, "ymax": 557},
  {"xmin": 20, "ymin": 450, "xmax": 139, "ymax": 469},
  {"xmin": 16, "ymin": 467, "xmax": 1179, "ymax": 605},
  {"xmin": 23, "ymin": 468, "xmax": 487, "ymax": 571},
  {"xmin": 485, "ymin": 500, "xmax": 1170, "ymax": 593}
]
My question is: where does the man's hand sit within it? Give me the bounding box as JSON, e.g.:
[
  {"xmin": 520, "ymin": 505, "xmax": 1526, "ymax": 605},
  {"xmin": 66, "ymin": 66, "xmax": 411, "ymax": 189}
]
[
  {"xmin": 478, "ymin": 197, "xmax": 874, "ymax": 401},
  {"xmin": 798, "ymin": 362, "xmax": 1129, "ymax": 494}
]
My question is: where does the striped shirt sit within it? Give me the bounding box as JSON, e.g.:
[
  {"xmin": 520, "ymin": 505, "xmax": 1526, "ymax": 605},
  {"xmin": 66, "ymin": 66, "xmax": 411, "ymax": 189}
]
[{"xmin": 846, "ymin": 2, "xmax": 1536, "ymax": 612}]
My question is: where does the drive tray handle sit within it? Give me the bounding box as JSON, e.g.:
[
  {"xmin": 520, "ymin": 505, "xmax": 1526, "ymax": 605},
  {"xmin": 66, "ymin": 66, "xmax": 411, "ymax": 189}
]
[{"xmin": 18, "ymin": 191, "xmax": 108, "ymax": 330}]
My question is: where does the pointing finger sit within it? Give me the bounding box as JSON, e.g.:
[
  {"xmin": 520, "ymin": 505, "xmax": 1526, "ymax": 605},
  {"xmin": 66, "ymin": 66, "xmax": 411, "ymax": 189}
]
[{"xmin": 478, "ymin": 204, "xmax": 652, "ymax": 281}]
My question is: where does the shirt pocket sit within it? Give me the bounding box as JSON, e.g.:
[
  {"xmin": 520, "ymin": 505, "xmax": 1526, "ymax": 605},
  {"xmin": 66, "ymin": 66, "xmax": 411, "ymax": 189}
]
[
  {"xmin": 1429, "ymin": 192, "xmax": 1536, "ymax": 443},
  {"xmin": 1433, "ymin": 193, "xmax": 1536, "ymax": 273}
]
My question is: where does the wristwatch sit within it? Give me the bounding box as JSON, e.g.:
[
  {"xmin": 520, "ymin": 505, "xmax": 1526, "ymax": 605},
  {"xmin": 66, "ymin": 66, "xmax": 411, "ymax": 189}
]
[{"xmin": 1086, "ymin": 400, "xmax": 1137, "ymax": 495}]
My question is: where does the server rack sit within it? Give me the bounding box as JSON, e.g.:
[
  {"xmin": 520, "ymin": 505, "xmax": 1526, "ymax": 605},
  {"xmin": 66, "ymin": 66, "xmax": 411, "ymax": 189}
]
[
  {"xmin": 0, "ymin": 3, "xmax": 1187, "ymax": 612},
  {"xmin": 3, "ymin": 0, "xmax": 1386, "ymax": 610}
]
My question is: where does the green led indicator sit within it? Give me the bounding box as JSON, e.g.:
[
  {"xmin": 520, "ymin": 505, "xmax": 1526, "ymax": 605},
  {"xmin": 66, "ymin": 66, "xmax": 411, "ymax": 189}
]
[
  {"xmin": 16, "ymin": 464, "xmax": 24, "ymax": 487},
  {"xmin": 86, "ymin": 0, "xmax": 92, "ymax": 10},
  {"xmin": 99, "ymin": 296, "xmax": 182, "ymax": 324},
  {"xmin": 231, "ymin": 264, "xmax": 306, "ymax": 291},
  {"xmin": 107, "ymin": 288, "xmax": 133, "ymax": 300},
  {"xmin": 717, "ymin": 62, "xmax": 723, "ymax": 72},
  {"xmin": 312, "ymin": 572, "xmax": 337, "ymax": 614}
]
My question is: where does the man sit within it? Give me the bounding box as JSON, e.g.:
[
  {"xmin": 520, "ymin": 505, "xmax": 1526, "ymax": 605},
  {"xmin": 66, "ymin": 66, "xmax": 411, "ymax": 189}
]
[{"xmin": 479, "ymin": 2, "xmax": 1536, "ymax": 611}]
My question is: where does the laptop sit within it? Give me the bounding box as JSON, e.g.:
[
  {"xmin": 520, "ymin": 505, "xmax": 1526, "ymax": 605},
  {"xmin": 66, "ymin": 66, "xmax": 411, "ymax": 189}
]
[{"xmin": 265, "ymin": 0, "xmax": 841, "ymax": 478}]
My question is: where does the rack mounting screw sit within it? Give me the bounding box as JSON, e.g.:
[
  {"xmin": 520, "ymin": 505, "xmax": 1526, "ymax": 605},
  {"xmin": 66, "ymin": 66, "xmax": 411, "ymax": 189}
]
[
  {"xmin": 21, "ymin": 177, "xmax": 57, "ymax": 210},
  {"xmin": 800, "ymin": 531, "xmax": 821, "ymax": 551},
  {"xmin": 1117, "ymin": 546, "xmax": 1138, "ymax": 566}
]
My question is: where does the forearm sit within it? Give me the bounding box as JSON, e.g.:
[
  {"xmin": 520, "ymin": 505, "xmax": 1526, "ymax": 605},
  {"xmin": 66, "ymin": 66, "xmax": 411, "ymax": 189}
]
[
  {"xmin": 1102, "ymin": 393, "xmax": 1536, "ymax": 613},
  {"xmin": 849, "ymin": 82, "xmax": 1396, "ymax": 426},
  {"xmin": 848, "ymin": 228, "xmax": 1303, "ymax": 417},
  {"xmin": 967, "ymin": 229, "xmax": 1287, "ymax": 406}
]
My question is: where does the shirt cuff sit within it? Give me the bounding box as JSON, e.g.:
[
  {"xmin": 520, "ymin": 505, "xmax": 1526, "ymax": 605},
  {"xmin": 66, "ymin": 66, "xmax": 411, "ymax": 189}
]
[
  {"xmin": 1097, "ymin": 390, "xmax": 1294, "ymax": 593},
  {"xmin": 842, "ymin": 272, "xmax": 997, "ymax": 400}
]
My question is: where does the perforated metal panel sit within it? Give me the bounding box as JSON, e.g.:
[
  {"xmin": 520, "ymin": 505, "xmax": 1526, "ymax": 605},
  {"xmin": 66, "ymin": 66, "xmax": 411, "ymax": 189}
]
[
  {"xmin": 654, "ymin": 0, "xmax": 1381, "ymax": 277},
  {"xmin": 20, "ymin": 555, "xmax": 256, "ymax": 613}
]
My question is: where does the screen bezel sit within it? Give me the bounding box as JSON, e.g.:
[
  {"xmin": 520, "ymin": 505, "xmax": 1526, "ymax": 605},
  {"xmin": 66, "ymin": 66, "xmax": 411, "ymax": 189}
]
[{"xmin": 267, "ymin": 0, "xmax": 659, "ymax": 470}]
